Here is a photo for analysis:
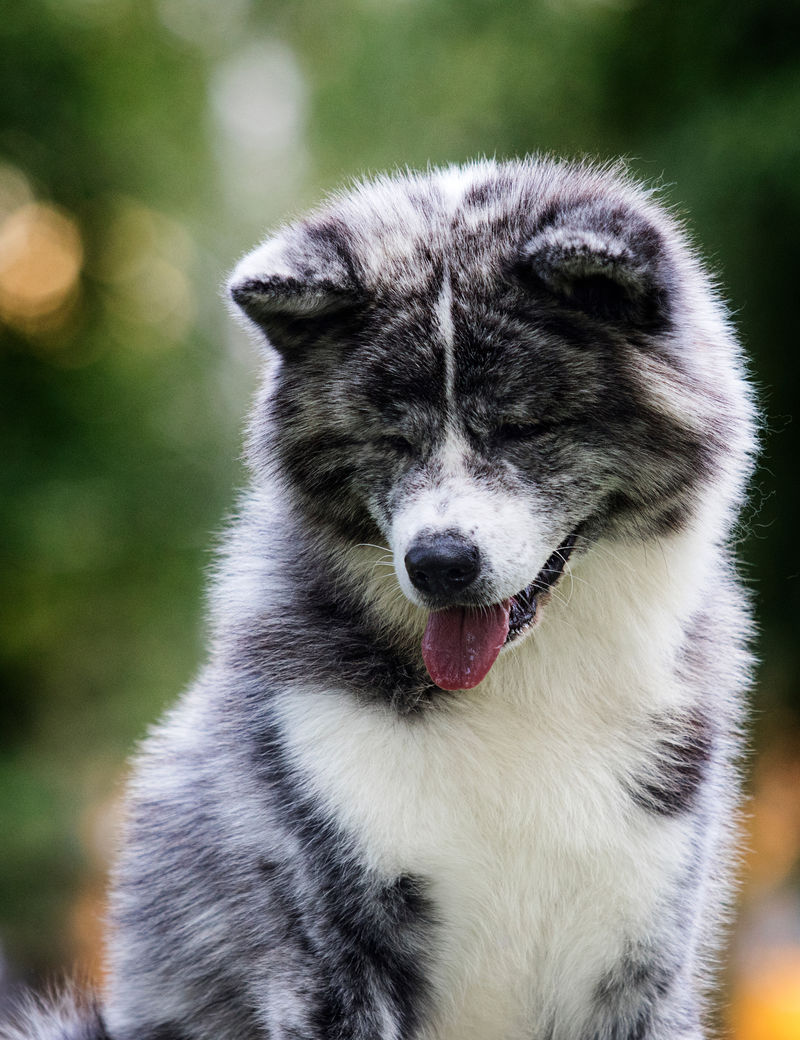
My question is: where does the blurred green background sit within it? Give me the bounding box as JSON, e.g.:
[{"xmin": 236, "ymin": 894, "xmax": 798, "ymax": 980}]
[{"xmin": 1, "ymin": 0, "xmax": 799, "ymax": 1034}]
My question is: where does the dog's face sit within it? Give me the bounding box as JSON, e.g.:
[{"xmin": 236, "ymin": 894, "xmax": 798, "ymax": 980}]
[{"xmin": 229, "ymin": 160, "xmax": 748, "ymax": 688}]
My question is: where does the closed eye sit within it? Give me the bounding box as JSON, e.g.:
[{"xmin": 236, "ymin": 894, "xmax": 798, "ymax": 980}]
[
  {"xmin": 380, "ymin": 434, "xmax": 415, "ymax": 455},
  {"xmin": 493, "ymin": 420, "xmax": 555, "ymax": 442}
]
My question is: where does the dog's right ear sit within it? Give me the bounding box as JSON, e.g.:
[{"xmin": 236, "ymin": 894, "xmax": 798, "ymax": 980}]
[{"xmin": 227, "ymin": 224, "xmax": 362, "ymax": 356}]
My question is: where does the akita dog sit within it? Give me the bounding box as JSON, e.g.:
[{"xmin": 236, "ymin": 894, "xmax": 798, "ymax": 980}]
[{"xmin": 5, "ymin": 158, "xmax": 755, "ymax": 1040}]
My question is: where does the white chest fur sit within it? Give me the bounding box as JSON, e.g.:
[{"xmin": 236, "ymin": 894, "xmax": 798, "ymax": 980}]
[
  {"xmin": 272, "ymin": 542, "xmax": 703, "ymax": 1040},
  {"xmin": 274, "ymin": 677, "xmax": 688, "ymax": 1038}
]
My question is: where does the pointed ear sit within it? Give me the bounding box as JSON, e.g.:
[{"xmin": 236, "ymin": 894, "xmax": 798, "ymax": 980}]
[
  {"xmin": 519, "ymin": 205, "xmax": 674, "ymax": 330},
  {"xmin": 228, "ymin": 223, "xmax": 362, "ymax": 355}
]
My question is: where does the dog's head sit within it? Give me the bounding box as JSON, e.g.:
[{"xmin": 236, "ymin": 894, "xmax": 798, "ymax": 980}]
[{"xmin": 228, "ymin": 159, "xmax": 754, "ymax": 689}]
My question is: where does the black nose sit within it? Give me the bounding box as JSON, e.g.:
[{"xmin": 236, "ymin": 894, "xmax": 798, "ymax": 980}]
[{"xmin": 404, "ymin": 533, "xmax": 480, "ymax": 599}]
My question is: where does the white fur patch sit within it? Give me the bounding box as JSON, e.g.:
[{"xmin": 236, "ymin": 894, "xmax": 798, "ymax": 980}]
[
  {"xmin": 0, "ymin": 987, "xmax": 102, "ymax": 1040},
  {"xmin": 389, "ymin": 437, "xmax": 562, "ymax": 609},
  {"xmin": 435, "ymin": 265, "xmax": 456, "ymax": 416},
  {"xmin": 273, "ymin": 528, "xmax": 709, "ymax": 1040},
  {"xmin": 229, "ymin": 235, "xmax": 296, "ymax": 287}
]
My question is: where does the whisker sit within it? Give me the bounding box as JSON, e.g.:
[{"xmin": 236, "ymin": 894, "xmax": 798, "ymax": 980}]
[
  {"xmin": 576, "ymin": 539, "xmax": 637, "ymax": 576},
  {"xmin": 353, "ymin": 541, "xmax": 393, "ymax": 554}
]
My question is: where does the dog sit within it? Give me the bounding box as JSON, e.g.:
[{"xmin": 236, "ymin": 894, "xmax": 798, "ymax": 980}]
[{"xmin": 4, "ymin": 157, "xmax": 756, "ymax": 1040}]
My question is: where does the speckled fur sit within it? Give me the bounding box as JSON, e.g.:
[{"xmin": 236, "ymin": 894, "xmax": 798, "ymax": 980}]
[{"xmin": 3, "ymin": 158, "xmax": 756, "ymax": 1040}]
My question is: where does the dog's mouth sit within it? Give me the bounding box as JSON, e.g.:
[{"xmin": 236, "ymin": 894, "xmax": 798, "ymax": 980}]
[{"xmin": 421, "ymin": 533, "xmax": 578, "ymax": 691}]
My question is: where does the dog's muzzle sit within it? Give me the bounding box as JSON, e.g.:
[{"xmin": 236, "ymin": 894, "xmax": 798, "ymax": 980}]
[{"xmin": 405, "ymin": 531, "xmax": 579, "ymax": 692}]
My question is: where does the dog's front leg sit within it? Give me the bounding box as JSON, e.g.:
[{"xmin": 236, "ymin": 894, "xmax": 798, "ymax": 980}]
[
  {"xmin": 247, "ymin": 869, "xmax": 433, "ymax": 1040},
  {"xmin": 578, "ymin": 951, "xmax": 706, "ymax": 1040}
]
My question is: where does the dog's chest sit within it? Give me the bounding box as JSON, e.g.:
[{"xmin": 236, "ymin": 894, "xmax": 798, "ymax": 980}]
[{"xmin": 273, "ymin": 659, "xmax": 687, "ymax": 1040}]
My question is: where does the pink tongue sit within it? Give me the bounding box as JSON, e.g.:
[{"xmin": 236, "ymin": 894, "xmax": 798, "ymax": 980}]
[{"xmin": 421, "ymin": 601, "xmax": 511, "ymax": 691}]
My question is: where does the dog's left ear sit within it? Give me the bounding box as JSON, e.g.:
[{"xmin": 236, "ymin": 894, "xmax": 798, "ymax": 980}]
[
  {"xmin": 228, "ymin": 223, "xmax": 361, "ymax": 356},
  {"xmin": 519, "ymin": 204, "xmax": 674, "ymax": 330}
]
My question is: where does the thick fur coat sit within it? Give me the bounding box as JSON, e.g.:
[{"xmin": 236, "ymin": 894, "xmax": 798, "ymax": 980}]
[{"xmin": 4, "ymin": 158, "xmax": 755, "ymax": 1040}]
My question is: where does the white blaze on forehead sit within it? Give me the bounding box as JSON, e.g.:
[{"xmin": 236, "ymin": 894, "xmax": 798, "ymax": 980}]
[
  {"xmin": 435, "ymin": 263, "xmax": 456, "ymax": 418},
  {"xmin": 438, "ymin": 426, "xmax": 469, "ymax": 473}
]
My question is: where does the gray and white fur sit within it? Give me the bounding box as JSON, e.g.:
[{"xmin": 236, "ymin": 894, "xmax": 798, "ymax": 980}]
[{"xmin": 3, "ymin": 157, "xmax": 756, "ymax": 1040}]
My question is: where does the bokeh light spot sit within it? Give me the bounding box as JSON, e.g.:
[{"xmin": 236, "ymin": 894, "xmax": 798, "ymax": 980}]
[
  {"xmin": 0, "ymin": 163, "xmax": 35, "ymax": 223},
  {"xmin": 157, "ymin": 0, "xmax": 251, "ymax": 50},
  {"xmin": 210, "ymin": 40, "xmax": 308, "ymax": 216},
  {"xmin": 94, "ymin": 198, "xmax": 196, "ymax": 345},
  {"xmin": 731, "ymin": 949, "xmax": 800, "ymax": 1040},
  {"xmin": 0, "ymin": 203, "xmax": 83, "ymax": 333}
]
